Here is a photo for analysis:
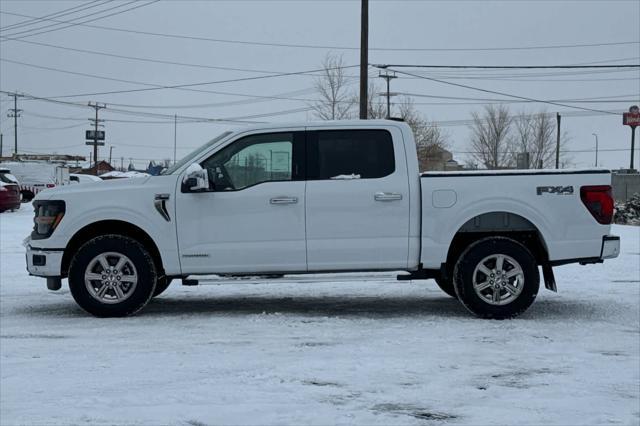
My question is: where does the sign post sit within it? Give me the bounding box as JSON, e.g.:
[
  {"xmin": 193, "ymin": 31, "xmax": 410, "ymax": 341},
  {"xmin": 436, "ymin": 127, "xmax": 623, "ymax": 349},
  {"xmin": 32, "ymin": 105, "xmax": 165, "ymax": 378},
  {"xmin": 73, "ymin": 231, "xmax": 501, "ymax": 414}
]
[{"xmin": 623, "ymin": 105, "xmax": 639, "ymax": 170}]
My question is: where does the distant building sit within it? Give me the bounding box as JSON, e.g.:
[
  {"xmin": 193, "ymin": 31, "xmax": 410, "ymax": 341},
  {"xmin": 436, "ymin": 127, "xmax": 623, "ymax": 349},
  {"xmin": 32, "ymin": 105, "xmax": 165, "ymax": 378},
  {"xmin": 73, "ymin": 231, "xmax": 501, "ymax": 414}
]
[
  {"xmin": 70, "ymin": 160, "xmax": 114, "ymax": 176},
  {"xmin": 417, "ymin": 146, "xmax": 464, "ymax": 172}
]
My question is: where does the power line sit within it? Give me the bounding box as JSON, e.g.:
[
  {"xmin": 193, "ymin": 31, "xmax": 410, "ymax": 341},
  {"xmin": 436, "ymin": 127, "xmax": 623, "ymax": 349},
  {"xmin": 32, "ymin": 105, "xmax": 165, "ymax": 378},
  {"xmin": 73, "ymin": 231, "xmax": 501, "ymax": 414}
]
[
  {"xmin": 393, "ymin": 69, "xmax": 639, "ymax": 81},
  {"xmin": 0, "ymin": 57, "xmax": 359, "ymax": 99},
  {"xmin": 1, "ymin": 10, "xmax": 638, "ymax": 52},
  {"xmin": 394, "ymin": 91, "xmax": 639, "ymax": 103},
  {"xmin": 375, "ymin": 64, "xmax": 640, "ymax": 70},
  {"xmin": 4, "ymin": 57, "xmax": 633, "ymax": 112},
  {"xmin": 0, "ymin": 37, "xmax": 327, "ymax": 76},
  {"xmin": 1, "ymin": 2, "xmax": 160, "ymax": 41},
  {"xmin": 4, "ymin": 90, "xmax": 314, "ymax": 124},
  {"xmin": 0, "ymin": 0, "xmax": 107, "ymax": 32},
  {"xmin": 4, "ymin": 36, "xmax": 637, "ymax": 83},
  {"xmin": 379, "ymin": 67, "xmax": 622, "ymax": 115}
]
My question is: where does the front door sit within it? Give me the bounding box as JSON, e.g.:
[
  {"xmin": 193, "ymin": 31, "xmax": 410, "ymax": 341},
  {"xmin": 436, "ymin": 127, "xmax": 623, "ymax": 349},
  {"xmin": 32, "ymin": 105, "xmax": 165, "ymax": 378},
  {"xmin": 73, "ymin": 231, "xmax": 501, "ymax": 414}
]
[
  {"xmin": 175, "ymin": 130, "xmax": 306, "ymax": 275},
  {"xmin": 304, "ymin": 127, "xmax": 411, "ymax": 271}
]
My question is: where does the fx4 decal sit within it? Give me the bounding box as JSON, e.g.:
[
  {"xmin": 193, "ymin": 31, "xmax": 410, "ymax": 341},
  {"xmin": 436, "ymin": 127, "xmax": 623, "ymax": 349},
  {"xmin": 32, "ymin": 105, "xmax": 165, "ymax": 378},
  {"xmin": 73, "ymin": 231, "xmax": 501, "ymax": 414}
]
[{"xmin": 537, "ymin": 186, "xmax": 574, "ymax": 195}]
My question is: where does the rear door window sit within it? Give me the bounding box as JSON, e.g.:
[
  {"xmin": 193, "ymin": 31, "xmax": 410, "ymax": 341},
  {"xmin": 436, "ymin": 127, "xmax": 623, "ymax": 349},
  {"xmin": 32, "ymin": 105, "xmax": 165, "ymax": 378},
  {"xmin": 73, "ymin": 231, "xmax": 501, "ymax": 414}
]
[{"xmin": 307, "ymin": 130, "xmax": 395, "ymax": 180}]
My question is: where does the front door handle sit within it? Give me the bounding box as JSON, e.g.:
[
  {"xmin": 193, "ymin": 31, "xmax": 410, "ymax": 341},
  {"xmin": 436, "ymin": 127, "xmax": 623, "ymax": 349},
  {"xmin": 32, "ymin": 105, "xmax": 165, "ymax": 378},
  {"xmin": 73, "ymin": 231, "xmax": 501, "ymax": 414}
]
[
  {"xmin": 374, "ymin": 192, "xmax": 403, "ymax": 202},
  {"xmin": 270, "ymin": 196, "xmax": 298, "ymax": 205}
]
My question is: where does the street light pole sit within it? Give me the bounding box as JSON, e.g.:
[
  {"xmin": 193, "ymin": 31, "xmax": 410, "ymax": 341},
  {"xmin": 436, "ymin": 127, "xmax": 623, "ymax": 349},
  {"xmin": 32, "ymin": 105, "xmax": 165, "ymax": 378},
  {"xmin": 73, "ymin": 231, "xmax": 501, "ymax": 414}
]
[{"xmin": 591, "ymin": 133, "xmax": 599, "ymax": 167}]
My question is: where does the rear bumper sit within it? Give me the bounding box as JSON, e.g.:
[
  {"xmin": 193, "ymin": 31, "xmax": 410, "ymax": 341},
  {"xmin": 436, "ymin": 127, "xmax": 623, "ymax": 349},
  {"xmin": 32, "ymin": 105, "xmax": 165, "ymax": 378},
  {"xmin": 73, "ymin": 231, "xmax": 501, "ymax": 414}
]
[
  {"xmin": 25, "ymin": 245, "xmax": 64, "ymax": 277},
  {"xmin": 600, "ymin": 235, "xmax": 620, "ymax": 260},
  {"xmin": 549, "ymin": 235, "xmax": 620, "ymax": 266}
]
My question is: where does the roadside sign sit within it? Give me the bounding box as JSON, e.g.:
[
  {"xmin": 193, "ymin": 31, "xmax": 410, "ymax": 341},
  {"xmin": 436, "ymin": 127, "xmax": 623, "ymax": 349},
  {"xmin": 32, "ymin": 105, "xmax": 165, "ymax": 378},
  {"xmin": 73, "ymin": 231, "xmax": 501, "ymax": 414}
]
[
  {"xmin": 85, "ymin": 141, "xmax": 105, "ymax": 146},
  {"xmin": 85, "ymin": 130, "xmax": 105, "ymax": 140},
  {"xmin": 623, "ymin": 105, "xmax": 640, "ymax": 127}
]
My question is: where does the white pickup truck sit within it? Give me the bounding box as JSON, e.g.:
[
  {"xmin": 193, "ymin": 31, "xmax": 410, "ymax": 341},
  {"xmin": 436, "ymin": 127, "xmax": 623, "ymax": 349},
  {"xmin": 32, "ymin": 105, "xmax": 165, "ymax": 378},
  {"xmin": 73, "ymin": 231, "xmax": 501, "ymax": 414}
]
[{"xmin": 25, "ymin": 120, "xmax": 620, "ymax": 318}]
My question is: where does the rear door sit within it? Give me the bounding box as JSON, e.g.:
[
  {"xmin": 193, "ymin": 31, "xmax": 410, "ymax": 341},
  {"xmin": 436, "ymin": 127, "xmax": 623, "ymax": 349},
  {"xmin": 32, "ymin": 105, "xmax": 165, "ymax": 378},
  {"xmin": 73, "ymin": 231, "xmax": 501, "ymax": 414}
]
[{"xmin": 304, "ymin": 127, "xmax": 411, "ymax": 271}]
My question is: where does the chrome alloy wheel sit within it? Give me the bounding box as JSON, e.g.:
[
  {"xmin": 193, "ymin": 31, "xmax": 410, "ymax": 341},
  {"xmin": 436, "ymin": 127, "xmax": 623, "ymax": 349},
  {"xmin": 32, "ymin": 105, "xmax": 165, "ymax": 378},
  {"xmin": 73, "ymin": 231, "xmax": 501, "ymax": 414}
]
[
  {"xmin": 472, "ymin": 254, "xmax": 525, "ymax": 306},
  {"xmin": 84, "ymin": 252, "xmax": 138, "ymax": 304}
]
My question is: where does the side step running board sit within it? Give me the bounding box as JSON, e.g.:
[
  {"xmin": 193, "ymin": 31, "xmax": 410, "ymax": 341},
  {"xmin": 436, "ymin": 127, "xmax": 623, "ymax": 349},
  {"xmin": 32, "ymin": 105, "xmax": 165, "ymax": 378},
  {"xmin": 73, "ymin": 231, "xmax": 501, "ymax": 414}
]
[{"xmin": 397, "ymin": 269, "xmax": 439, "ymax": 281}]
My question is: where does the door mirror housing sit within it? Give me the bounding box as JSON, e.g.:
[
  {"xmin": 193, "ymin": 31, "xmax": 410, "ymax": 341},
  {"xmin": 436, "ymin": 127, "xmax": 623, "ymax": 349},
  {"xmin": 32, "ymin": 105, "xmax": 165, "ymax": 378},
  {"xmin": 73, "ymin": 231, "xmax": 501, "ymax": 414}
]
[{"xmin": 181, "ymin": 163, "xmax": 210, "ymax": 192}]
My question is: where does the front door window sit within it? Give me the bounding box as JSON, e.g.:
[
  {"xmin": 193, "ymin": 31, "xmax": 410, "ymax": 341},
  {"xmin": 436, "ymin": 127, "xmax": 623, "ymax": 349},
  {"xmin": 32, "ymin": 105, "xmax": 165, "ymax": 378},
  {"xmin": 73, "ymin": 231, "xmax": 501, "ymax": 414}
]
[{"xmin": 202, "ymin": 133, "xmax": 294, "ymax": 191}]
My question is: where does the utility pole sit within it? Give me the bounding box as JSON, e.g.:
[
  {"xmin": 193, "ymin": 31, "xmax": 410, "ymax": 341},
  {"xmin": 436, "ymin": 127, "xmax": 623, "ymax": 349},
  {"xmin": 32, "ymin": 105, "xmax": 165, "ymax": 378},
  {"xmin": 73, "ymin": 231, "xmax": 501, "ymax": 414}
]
[
  {"xmin": 591, "ymin": 133, "xmax": 599, "ymax": 167},
  {"xmin": 378, "ymin": 70, "xmax": 397, "ymax": 119},
  {"xmin": 555, "ymin": 113, "xmax": 561, "ymax": 169},
  {"xmin": 87, "ymin": 102, "xmax": 106, "ymax": 171},
  {"xmin": 359, "ymin": 0, "xmax": 368, "ymax": 119},
  {"xmin": 7, "ymin": 93, "xmax": 22, "ymax": 156},
  {"xmin": 109, "ymin": 146, "xmax": 114, "ymax": 165},
  {"xmin": 173, "ymin": 114, "xmax": 177, "ymax": 165},
  {"xmin": 0, "ymin": 133, "xmax": 3, "ymax": 158},
  {"xmin": 631, "ymin": 126, "xmax": 637, "ymax": 170}
]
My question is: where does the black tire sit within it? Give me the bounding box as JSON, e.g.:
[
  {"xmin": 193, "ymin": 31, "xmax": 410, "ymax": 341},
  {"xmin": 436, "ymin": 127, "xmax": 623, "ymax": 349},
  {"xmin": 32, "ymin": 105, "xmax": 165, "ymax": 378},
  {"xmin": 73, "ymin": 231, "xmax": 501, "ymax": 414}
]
[
  {"xmin": 68, "ymin": 235, "xmax": 157, "ymax": 317},
  {"xmin": 453, "ymin": 237, "xmax": 539, "ymax": 319},
  {"xmin": 21, "ymin": 190, "xmax": 34, "ymax": 202},
  {"xmin": 152, "ymin": 277, "xmax": 172, "ymax": 297},
  {"xmin": 435, "ymin": 276, "xmax": 457, "ymax": 298}
]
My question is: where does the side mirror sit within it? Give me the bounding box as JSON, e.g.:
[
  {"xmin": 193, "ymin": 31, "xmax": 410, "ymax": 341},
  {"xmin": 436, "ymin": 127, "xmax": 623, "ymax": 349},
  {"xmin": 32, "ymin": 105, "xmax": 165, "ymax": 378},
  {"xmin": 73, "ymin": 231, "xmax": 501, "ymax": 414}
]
[{"xmin": 181, "ymin": 164, "xmax": 210, "ymax": 192}]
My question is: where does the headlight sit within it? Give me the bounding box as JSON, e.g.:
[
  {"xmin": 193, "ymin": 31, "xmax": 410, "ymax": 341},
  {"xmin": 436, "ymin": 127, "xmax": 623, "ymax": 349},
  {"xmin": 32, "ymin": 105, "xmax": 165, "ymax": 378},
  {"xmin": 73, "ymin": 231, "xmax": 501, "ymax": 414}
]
[{"xmin": 32, "ymin": 200, "xmax": 65, "ymax": 240}]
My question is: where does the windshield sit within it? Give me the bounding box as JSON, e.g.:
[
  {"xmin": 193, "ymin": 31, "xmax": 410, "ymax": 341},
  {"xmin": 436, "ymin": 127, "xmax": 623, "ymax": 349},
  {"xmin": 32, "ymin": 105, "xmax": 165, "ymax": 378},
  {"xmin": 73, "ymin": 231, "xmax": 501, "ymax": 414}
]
[{"xmin": 162, "ymin": 131, "xmax": 233, "ymax": 175}]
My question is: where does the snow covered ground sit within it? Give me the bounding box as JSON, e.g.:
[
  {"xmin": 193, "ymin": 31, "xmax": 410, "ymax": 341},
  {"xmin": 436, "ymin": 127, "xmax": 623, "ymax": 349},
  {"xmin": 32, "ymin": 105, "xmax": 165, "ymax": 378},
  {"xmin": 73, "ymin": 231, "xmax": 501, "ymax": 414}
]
[{"xmin": 1, "ymin": 205, "xmax": 639, "ymax": 426}]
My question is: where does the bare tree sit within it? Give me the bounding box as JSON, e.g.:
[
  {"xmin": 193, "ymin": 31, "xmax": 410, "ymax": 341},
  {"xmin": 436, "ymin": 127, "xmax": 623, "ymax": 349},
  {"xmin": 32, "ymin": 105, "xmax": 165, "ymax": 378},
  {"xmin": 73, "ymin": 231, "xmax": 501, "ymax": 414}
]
[
  {"xmin": 397, "ymin": 97, "xmax": 448, "ymax": 149},
  {"xmin": 311, "ymin": 53, "xmax": 355, "ymax": 120},
  {"xmin": 396, "ymin": 97, "xmax": 450, "ymax": 170},
  {"xmin": 511, "ymin": 110, "xmax": 559, "ymax": 169},
  {"xmin": 469, "ymin": 104, "xmax": 513, "ymax": 169}
]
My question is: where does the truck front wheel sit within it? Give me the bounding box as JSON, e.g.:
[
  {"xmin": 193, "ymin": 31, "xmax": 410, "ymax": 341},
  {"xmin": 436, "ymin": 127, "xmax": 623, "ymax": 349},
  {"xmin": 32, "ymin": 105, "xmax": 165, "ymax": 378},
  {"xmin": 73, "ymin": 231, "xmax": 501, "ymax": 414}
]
[
  {"xmin": 68, "ymin": 235, "xmax": 157, "ymax": 317},
  {"xmin": 435, "ymin": 276, "xmax": 457, "ymax": 298},
  {"xmin": 152, "ymin": 277, "xmax": 172, "ymax": 297},
  {"xmin": 453, "ymin": 237, "xmax": 539, "ymax": 319}
]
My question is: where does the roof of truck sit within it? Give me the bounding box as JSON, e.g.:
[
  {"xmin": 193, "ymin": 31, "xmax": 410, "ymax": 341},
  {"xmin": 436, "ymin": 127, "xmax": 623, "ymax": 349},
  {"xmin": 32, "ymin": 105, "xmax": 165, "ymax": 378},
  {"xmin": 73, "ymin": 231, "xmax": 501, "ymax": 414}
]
[{"xmin": 228, "ymin": 119, "xmax": 409, "ymax": 133}]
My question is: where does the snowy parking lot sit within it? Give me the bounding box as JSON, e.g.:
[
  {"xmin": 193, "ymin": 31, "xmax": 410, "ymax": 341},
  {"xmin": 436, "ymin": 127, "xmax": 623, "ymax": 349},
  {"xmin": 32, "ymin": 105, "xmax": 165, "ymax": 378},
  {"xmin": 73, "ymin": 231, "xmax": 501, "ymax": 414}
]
[{"xmin": 1, "ymin": 204, "xmax": 639, "ymax": 425}]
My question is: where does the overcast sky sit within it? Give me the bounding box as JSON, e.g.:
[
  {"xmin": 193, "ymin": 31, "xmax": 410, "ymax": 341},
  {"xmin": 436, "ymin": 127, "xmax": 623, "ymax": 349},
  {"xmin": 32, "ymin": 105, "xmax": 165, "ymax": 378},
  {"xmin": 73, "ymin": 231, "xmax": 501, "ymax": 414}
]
[{"xmin": 0, "ymin": 0, "xmax": 638, "ymax": 169}]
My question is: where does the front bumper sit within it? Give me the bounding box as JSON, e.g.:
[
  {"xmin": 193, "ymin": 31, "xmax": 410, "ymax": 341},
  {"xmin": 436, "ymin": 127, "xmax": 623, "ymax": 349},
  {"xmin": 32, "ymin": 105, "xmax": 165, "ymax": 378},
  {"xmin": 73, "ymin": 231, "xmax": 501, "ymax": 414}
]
[
  {"xmin": 25, "ymin": 244, "xmax": 64, "ymax": 277},
  {"xmin": 600, "ymin": 235, "xmax": 620, "ymax": 259}
]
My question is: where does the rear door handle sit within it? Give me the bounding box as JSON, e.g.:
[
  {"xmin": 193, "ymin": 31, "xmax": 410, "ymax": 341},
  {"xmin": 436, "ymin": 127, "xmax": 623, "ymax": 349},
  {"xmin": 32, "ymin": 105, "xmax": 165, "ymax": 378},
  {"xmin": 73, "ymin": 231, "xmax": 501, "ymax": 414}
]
[
  {"xmin": 374, "ymin": 192, "xmax": 403, "ymax": 202},
  {"xmin": 270, "ymin": 196, "xmax": 298, "ymax": 205}
]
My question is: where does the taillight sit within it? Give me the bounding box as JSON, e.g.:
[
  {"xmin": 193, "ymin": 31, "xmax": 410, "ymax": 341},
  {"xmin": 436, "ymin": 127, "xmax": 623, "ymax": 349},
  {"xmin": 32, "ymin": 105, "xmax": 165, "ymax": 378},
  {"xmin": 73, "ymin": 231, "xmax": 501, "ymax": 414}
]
[{"xmin": 580, "ymin": 185, "xmax": 613, "ymax": 225}]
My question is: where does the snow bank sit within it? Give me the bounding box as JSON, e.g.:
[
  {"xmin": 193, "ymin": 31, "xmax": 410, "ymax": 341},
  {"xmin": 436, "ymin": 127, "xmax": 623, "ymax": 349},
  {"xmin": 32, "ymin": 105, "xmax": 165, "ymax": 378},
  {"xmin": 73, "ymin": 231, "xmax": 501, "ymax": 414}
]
[
  {"xmin": 100, "ymin": 170, "xmax": 150, "ymax": 179},
  {"xmin": 1, "ymin": 207, "xmax": 638, "ymax": 425}
]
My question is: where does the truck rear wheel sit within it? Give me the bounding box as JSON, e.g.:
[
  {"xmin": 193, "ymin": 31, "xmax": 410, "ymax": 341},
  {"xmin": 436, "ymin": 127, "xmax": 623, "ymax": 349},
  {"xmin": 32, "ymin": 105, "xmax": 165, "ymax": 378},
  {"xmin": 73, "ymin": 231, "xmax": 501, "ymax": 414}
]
[
  {"xmin": 453, "ymin": 237, "xmax": 539, "ymax": 319},
  {"xmin": 68, "ymin": 235, "xmax": 157, "ymax": 317}
]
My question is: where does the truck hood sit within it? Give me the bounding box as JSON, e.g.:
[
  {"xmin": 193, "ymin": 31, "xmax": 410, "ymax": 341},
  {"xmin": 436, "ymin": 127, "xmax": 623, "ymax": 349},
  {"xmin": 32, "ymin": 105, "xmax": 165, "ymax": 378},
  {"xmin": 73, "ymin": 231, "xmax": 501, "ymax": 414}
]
[{"xmin": 34, "ymin": 176, "xmax": 154, "ymax": 201}]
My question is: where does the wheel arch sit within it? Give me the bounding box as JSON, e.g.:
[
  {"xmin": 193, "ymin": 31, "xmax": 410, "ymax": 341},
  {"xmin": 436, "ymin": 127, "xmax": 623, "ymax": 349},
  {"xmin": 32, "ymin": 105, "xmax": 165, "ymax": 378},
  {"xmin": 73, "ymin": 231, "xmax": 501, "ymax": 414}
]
[
  {"xmin": 61, "ymin": 220, "xmax": 164, "ymax": 278},
  {"xmin": 444, "ymin": 211, "xmax": 549, "ymax": 276}
]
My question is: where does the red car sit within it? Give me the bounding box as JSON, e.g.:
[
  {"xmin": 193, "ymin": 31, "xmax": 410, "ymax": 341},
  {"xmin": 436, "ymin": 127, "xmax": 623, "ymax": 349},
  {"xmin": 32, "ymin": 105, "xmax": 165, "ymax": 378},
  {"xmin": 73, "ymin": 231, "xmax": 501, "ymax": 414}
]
[{"xmin": 0, "ymin": 168, "xmax": 21, "ymax": 212}]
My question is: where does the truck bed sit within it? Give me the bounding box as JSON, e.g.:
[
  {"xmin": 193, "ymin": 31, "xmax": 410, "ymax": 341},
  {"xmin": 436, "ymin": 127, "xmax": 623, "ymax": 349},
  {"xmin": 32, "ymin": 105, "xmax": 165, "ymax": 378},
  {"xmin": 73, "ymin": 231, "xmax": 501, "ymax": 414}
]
[{"xmin": 418, "ymin": 169, "xmax": 613, "ymax": 269}]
